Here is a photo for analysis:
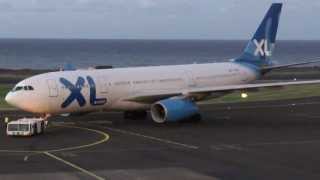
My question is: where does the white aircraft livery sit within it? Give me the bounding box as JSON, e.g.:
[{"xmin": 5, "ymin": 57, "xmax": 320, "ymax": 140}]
[{"xmin": 5, "ymin": 3, "xmax": 320, "ymax": 123}]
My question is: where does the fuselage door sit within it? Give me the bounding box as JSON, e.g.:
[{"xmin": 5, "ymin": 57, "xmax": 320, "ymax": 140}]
[
  {"xmin": 47, "ymin": 79, "xmax": 58, "ymax": 97},
  {"xmin": 98, "ymin": 76, "xmax": 109, "ymax": 94},
  {"xmin": 184, "ymin": 70, "xmax": 197, "ymax": 88}
]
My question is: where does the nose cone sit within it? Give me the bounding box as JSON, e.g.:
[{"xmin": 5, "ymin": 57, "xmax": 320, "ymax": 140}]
[
  {"xmin": 5, "ymin": 89, "xmax": 47, "ymax": 113},
  {"xmin": 5, "ymin": 91, "xmax": 31, "ymax": 111},
  {"xmin": 5, "ymin": 92, "xmax": 17, "ymax": 107}
]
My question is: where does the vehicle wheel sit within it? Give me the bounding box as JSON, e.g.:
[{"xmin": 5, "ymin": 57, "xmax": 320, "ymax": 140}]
[
  {"xmin": 40, "ymin": 122, "xmax": 45, "ymax": 134},
  {"xmin": 33, "ymin": 124, "xmax": 38, "ymax": 135}
]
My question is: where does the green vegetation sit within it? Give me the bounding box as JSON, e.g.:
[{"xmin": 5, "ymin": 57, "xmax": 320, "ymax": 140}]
[
  {"xmin": 0, "ymin": 84, "xmax": 13, "ymax": 108},
  {"xmin": 203, "ymin": 84, "xmax": 320, "ymax": 104},
  {"xmin": 0, "ymin": 83, "xmax": 320, "ymax": 108}
]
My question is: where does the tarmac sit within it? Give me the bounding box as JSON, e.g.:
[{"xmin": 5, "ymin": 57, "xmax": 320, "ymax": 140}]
[{"xmin": 1, "ymin": 97, "xmax": 320, "ymax": 180}]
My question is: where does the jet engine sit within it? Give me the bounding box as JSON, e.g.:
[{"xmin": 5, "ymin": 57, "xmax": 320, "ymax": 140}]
[{"xmin": 150, "ymin": 98, "xmax": 199, "ymax": 123}]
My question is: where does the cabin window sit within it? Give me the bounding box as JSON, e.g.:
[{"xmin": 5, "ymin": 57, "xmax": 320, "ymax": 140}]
[
  {"xmin": 19, "ymin": 124, "xmax": 30, "ymax": 131},
  {"xmin": 7, "ymin": 124, "xmax": 18, "ymax": 131}
]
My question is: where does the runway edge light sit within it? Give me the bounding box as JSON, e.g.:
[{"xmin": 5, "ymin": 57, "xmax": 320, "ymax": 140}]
[{"xmin": 241, "ymin": 93, "xmax": 248, "ymax": 99}]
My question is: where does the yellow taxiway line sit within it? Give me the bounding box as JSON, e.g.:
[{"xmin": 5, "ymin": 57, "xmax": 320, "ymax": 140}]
[
  {"xmin": 47, "ymin": 125, "xmax": 110, "ymax": 153},
  {"xmin": 0, "ymin": 124, "xmax": 110, "ymax": 153},
  {"xmin": 44, "ymin": 151, "xmax": 106, "ymax": 180},
  {"xmin": 0, "ymin": 124, "xmax": 110, "ymax": 180}
]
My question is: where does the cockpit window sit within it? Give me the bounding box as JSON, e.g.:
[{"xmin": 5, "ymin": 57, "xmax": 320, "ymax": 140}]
[
  {"xmin": 12, "ymin": 86, "xmax": 23, "ymax": 92},
  {"xmin": 12, "ymin": 86, "xmax": 34, "ymax": 92}
]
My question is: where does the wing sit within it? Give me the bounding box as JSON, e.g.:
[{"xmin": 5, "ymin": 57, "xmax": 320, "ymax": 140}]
[{"xmin": 125, "ymin": 80, "xmax": 320, "ymax": 103}]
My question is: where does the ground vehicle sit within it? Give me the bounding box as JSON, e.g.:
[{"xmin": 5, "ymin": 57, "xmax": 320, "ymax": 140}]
[{"xmin": 6, "ymin": 118, "xmax": 46, "ymax": 136}]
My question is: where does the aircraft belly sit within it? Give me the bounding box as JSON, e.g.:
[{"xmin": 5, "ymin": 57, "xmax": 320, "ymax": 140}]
[{"xmin": 111, "ymin": 100, "xmax": 150, "ymax": 111}]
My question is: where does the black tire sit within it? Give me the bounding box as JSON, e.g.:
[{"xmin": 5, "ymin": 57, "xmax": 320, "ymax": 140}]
[
  {"xmin": 182, "ymin": 113, "xmax": 202, "ymax": 123},
  {"xmin": 34, "ymin": 124, "xmax": 38, "ymax": 135},
  {"xmin": 40, "ymin": 122, "xmax": 45, "ymax": 134},
  {"xmin": 192, "ymin": 113, "xmax": 202, "ymax": 122}
]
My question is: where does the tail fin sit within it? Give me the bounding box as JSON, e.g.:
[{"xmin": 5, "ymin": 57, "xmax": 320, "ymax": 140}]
[{"xmin": 235, "ymin": 3, "xmax": 282, "ymax": 67}]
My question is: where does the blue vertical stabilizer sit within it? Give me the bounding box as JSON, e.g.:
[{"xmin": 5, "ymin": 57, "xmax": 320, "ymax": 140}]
[{"xmin": 235, "ymin": 3, "xmax": 282, "ymax": 68}]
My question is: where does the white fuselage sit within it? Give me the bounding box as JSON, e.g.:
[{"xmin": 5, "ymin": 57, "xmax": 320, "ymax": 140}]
[{"xmin": 5, "ymin": 62, "xmax": 258, "ymax": 115}]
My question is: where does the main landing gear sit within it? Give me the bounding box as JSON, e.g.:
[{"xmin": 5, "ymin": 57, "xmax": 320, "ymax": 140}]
[
  {"xmin": 191, "ymin": 113, "xmax": 202, "ymax": 122},
  {"xmin": 40, "ymin": 114, "xmax": 51, "ymax": 126},
  {"xmin": 123, "ymin": 111, "xmax": 148, "ymax": 120}
]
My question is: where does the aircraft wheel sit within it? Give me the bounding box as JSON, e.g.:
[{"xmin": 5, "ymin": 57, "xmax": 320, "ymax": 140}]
[
  {"xmin": 192, "ymin": 113, "xmax": 202, "ymax": 122},
  {"xmin": 123, "ymin": 111, "xmax": 147, "ymax": 120},
  {"xmin": 182, "ymin": 113, "xmax": 202, "ymax": 123}
]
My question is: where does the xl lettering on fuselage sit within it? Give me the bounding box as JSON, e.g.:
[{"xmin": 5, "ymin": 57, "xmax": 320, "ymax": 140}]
[{"xmin": 60, "ymin": 76, "xmax": 107, "ymax": 108}]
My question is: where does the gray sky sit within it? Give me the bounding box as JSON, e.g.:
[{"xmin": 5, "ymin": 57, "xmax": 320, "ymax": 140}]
[{"xmin": 0, "ymin": 0, "xmax": 318, "ymax": 40}]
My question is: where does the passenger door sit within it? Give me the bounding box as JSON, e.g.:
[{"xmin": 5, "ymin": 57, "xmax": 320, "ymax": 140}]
[
  {"xmin": 184, "ymin": 70, "xmax": 197, "ymax": 88},
  {"xmin": 47, "ymin": 79, "xmax": 58, "ymax": 97},
  {"xmin": 98, "ymin": 76, "xmax": 109, "ymax": 94}
]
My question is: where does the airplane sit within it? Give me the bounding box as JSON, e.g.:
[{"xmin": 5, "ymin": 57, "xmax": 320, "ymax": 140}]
[{"xmin": 5, "ymin": 3, "xmax": 320, "ymax": 123}]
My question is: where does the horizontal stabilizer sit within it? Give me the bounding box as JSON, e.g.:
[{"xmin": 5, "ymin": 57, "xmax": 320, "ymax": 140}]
[{"xmin": 261, "ymin": 57, "xmax": 320, "ymax": 74}]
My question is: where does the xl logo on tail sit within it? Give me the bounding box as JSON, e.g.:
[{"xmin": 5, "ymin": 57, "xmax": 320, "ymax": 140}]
[{"xmin": 253, "ymin": 39, "xmax": 272, "ymax": 57}]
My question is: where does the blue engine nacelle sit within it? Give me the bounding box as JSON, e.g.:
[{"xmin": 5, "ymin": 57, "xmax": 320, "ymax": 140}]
[{"xmin": 150, "ymin": 98, "xmax": 199, "ymax": 123}]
